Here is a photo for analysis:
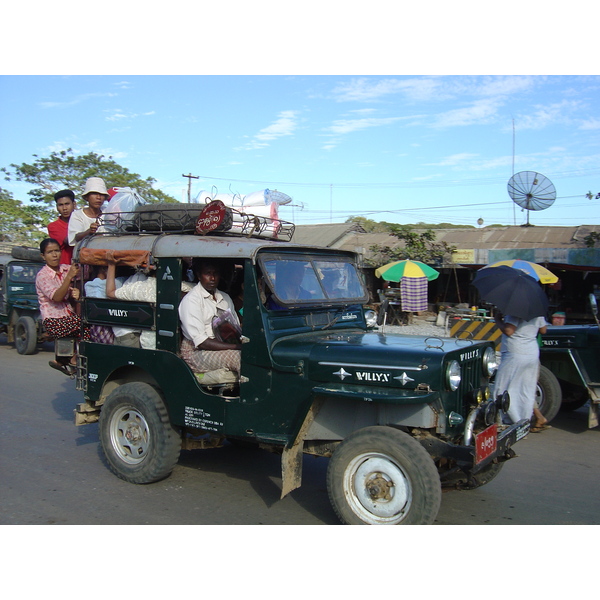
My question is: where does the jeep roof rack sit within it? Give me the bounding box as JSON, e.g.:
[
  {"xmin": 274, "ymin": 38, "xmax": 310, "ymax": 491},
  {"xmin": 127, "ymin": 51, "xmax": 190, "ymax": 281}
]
[{"xmin": 99, "ymin": 204, "xmax": 295, "ymax": 242}]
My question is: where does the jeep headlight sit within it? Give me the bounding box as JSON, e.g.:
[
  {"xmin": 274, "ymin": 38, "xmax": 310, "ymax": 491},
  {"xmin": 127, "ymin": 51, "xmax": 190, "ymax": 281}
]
[
  {"xmin": 446, "ymin": 360, "xmax": 461, "ymax": 391},
  {"xmin": 364, "ymin": 309, "xmax": 377, "ymax": 328},
  {"xmin": 482, "ymin": 347, "xmax": 498, "ymax": 377}
]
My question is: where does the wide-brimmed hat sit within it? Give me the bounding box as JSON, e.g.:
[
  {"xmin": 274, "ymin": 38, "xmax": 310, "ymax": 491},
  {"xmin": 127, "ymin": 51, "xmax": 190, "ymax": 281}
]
[{"xmin": 82, "ymin": 177, "xmax": 109, "ymax": 198}]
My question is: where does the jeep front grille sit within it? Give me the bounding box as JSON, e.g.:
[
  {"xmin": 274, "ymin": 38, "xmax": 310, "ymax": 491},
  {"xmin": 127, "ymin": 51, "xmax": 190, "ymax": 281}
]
[{"xmin": 458, "ymin": 354, "xmax": 481, "ymax": 410}]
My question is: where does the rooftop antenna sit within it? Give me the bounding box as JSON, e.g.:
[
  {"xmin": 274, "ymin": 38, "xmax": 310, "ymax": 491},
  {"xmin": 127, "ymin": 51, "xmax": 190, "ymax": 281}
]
[{"xmin": 512, "ymin": 119, "xmax": 516, "ymax": 225}]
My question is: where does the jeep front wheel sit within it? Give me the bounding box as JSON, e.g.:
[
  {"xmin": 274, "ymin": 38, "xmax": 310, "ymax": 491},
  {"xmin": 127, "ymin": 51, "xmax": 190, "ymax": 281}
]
[
  {"xmin": 99, "ymin": 382, "xmax": 181, "ymax": 484},
  {"xmin": 326, "ymin": 426, "xmax": 441, "ymax": 525}
]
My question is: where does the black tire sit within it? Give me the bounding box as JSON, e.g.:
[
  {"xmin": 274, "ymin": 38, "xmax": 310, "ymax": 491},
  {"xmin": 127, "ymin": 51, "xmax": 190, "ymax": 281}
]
[
  {"xmin": 459, "ymin": 461, "xmax": 504, "ymax": 490},
  {"xmin": 133, "ymin": 203, "xmax": 202, "ymax": 232},
  {"xmin": 99, "ymin": 382, "xmax": 181, "ymax": 484},
  {"xmin": 10, "ymin": 246, "xmax": 44, "ymax": 262},
  {"xmin": 536, "ymin": 365, "xmax": 562, "ymax": 423},
  {"xmin": 559, "ymin": 381, "xmax": 589, "ymax": 412},
  {"xmin": 15, "ymin": 315, "xmax": 38, "ymax": 355},
  {"xmin": 326, "ymin": 426, "xmax": 442, "ymax": 525}
]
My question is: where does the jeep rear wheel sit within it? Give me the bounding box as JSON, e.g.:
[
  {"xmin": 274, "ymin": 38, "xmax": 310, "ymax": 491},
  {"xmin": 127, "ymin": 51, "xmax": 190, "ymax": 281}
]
[
  {"xmin": 536, "ymin": 365, "xmax": 562, "ymax": 423},
  {"xmin": 327, "ymin": 426, "xmax": 441, "ymax": 525},
  {"xmin": 99, "ymin": 382, "xmax": 181, "ymax": 484},
  {"xmin": 559, "ymin": 380, "xmax": 589, "ymax": 412},
  {"xmin": 15, "ymin": 315, "xmax": 37, "ymax": 355}
]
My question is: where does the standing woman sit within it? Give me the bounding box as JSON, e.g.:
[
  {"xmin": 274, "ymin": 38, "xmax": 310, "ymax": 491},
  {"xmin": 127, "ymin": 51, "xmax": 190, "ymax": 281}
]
[
  {"xmin": 494, "ymin": 311, "xmax": 549, "ymax": 431},
  {"xmin": 36, "ymin": 238, "xmax": 90, "ymax": 376},
  {"xmin": 68, "ymin": 177, "xmax": 109, "ymax": 246}
]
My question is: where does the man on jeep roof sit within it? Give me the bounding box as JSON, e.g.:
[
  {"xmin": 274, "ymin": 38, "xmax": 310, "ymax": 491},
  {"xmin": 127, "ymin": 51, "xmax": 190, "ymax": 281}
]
[{"xmin": 47, "ymin": 189, "xmax": 76, "ymax": 265}]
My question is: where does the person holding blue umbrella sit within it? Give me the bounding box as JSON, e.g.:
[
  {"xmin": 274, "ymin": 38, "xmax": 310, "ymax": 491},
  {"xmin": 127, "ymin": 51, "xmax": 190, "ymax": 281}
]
[
  {"xmin": 472, "ymin": 266, "xmax": 551, "ymax": 432},
  {"xmin": 493, "ymin": 311, "xmax": 550, "ymax": 431}
]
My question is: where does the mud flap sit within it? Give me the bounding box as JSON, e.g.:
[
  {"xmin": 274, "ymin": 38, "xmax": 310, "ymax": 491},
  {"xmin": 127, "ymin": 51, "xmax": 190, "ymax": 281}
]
[
  {"xmin": 587, "ymin": 383, "xmax": 599, "ymax": 429},
  {"xmin": 280, "ymin": 398, "xmax": 323, "ymax": 499},
  {"xmin": 588, "ymin": 402, "xmax": 599, "ymax": 429},
  {"xmin": 281, "ymin": 441, "xmax": 304, "ymax": 499}
]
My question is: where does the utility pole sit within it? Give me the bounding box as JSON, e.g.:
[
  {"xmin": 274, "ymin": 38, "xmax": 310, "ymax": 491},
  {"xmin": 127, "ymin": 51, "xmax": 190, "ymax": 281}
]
[{"xmin": 182, "ymin": 173, "xmax": 199, "ymax": 202}]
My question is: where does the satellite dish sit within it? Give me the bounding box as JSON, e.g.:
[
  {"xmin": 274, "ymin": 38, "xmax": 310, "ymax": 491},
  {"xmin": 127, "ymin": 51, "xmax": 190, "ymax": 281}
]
[{"xmin": 507, "ymin": 171, "xmax": 556, "ymax": 226}]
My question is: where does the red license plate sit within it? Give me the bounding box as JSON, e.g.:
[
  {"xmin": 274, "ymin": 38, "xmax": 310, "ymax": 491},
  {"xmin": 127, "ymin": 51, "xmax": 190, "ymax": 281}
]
[{"xmin": 475, "ymin": 424, "xmax": 497, "ymax": 464}]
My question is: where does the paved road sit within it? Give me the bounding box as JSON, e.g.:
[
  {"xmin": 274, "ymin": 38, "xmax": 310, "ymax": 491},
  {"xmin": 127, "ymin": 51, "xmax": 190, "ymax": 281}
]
[{"xmin": 1, "ymin": 336, "xmax": 599, "ymax": 525}]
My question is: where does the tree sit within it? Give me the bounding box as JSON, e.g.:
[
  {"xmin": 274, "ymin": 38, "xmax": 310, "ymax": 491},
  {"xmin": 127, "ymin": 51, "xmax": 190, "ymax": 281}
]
[
  {"xmin": 584, "ymin": 231, "xmax": 600, "ymax": 248},
  {"xmin": 367, "ymin": 224, "xmax": 456, "ymax": 267},
  {"xmin": 346, "ymin": 216, "xmax": 479, "ymax": 232},
  {"xmin": 1, "ymin": 149, "xmax": 177, "ymax": 206},
  {"xmin": 0, "ymin": 187, "xmax": 53, "ymax": 245},
  {"xmin": 346, "ymin": 216, "xmax": 398, "ymax": 233}
]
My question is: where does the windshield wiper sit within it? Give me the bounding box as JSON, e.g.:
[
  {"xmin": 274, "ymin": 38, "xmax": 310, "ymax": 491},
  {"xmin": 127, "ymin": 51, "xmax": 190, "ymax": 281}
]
[{"xmin": 321, "ymin": 306, "xmax": 349, "ymax": 330}]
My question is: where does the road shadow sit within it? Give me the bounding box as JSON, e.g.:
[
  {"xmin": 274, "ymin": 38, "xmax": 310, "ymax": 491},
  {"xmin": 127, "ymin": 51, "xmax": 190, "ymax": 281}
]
[
  {"xmin": 176, "ymin": 443, "xmax": 337, "ymax": 523},
  {"xmin": 49, "ymin": 377, "xmax": 80, "ymax": 421},
  {"xmin": 0, "ymin": 335, "xmax": 54, "ymax": 355},
  {"xmin": 549, "ymin": 403, "xmax": 600, "ymax": 435}
]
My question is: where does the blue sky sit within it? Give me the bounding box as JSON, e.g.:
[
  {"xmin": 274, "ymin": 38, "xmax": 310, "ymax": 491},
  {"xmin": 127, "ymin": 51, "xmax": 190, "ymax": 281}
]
[
  {"xmin": 1, "ymin": 74, "xmax": 598, "ymax": 228},
  {"xmin": 1, "ymin": 1, "xmax": 598, "ymax": 230},
  {"xmin": 0, "ymin": 2, "xmax": 595, "ymax": 570}
]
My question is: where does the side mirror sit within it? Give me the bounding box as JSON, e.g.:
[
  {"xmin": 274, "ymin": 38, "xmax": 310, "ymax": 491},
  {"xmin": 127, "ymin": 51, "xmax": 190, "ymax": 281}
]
[
  {"xmin": 377, "ymin": 298, "xmax": 389, "ymax": 326},
  {"xmin": 589, "ymin": 293, "xmax": 598, "ymax": 316}
]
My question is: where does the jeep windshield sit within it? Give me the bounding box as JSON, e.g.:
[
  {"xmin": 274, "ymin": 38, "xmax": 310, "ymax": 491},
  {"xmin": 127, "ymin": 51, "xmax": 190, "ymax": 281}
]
[
  {"xmin": 259, "ymin": 253, "xmax": 369, "ymax": 308},
  {"xmin": 9, "ymin": 264, "xmax": 41, "ymax": 283}
]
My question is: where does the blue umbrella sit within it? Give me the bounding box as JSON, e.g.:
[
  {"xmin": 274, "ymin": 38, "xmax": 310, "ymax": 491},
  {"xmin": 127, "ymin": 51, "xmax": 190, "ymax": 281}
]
[{"xmin": 472, "ymin": 266, "xmax": 548, "ymax": 321}]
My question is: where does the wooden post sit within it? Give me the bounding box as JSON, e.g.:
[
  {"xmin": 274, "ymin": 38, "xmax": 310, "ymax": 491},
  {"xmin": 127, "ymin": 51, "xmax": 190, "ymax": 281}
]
[{"xmin": 182, "ymin": 173, "xmax": 199, "ymax": 202}]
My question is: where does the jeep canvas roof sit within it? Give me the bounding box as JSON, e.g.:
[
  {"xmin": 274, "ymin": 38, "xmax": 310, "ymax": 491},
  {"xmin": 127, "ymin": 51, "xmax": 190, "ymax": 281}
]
[{"xmin": 76, "ymin": 233, "xmax": 357, "ymax": 263}]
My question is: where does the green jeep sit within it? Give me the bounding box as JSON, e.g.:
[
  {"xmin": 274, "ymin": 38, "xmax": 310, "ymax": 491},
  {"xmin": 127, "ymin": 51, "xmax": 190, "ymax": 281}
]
[
  {"xmin": 71, "ymin": 206, "xmax": 529, "ymax": 525},
  {"xmin": 0, "ymin": 247, "xmax": 45, "ymax": 355},
  {"xmin": 540, "ymin": 294, "xmax": 600, "ymax": 429}
]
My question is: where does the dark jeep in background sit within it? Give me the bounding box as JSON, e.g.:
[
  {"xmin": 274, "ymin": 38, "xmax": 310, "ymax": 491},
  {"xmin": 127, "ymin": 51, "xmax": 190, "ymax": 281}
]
[
  {"xmin": 68, "ymin": 204, "xmax": 530, "ymax": 525},
  {"xmin": 540, "ymin": 294, "xmax": 600, "ymax": 428},
  {"xmin": 0, "ymin": 247, "xmax": 45, "ymax": 355}
]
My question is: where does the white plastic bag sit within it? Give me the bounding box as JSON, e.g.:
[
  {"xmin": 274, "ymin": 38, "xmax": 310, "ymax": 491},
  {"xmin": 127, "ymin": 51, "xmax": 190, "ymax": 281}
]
[{"xmin": 103, "ymin": 187, "xmax": 146, "ymax": 230}]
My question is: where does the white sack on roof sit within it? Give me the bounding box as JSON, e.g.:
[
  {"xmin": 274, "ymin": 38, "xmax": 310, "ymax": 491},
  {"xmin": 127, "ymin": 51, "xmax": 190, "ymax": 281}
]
[{"xmin": 194, "ymin": 188, "xmax": 292, "ymax": 207}]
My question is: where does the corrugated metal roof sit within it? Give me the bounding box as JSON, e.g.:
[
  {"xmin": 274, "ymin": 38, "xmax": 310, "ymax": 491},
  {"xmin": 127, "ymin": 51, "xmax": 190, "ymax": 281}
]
[
  {"xmin": 291, "ymin": 222, "xmax": 366, "ymax": 248},
  {"xmin": 293, "ymin": 223, "xmax": 600, "ymax": 268},
  {"xmin": 335, "ymin": 225, "xmax": 600, "ymax": 251}
]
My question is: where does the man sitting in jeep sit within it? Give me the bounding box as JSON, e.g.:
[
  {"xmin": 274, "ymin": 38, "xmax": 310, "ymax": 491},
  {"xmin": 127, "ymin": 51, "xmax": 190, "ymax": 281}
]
[{"xmin": 178, "ymin": 258, "xmax": 242, "ymax": 377}]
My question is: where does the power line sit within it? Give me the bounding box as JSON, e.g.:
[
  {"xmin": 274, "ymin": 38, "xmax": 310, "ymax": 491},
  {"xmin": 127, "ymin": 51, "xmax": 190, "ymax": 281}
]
[
  {"xmin": 287, "ymin": 196, "xmax": 590, "ymax": 217},
  {"xmin": 196, "ymin": 169, "xmax": 600, "ymax": 191}
]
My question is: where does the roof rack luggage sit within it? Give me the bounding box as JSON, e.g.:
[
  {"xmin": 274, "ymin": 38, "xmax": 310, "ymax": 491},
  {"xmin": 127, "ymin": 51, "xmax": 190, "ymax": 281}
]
[{"xmin": 100, "ymin": 202, "xmax": 295, "ymax": 242}]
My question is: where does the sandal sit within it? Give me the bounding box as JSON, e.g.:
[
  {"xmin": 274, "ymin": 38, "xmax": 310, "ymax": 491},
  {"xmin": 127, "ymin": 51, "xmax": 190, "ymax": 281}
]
[
  {"xmin": 530, "ymin": 424, "xmax": 552, "ymax": 433},
  {"xmin": 49, "ymin": 360, "xmax": 71, "ymax": 376}
]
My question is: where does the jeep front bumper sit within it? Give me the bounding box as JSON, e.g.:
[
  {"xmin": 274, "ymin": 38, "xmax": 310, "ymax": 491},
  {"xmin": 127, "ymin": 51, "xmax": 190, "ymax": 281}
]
[{"xmin": 418, "ymin": 418, "xmax": 530, "ymax": 473}]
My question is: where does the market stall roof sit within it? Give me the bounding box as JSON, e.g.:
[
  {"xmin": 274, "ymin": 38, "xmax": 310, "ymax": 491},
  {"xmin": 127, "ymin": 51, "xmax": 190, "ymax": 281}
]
[{"xmin": 292, "ymin": 224, "xmax": 600, "ymax": 269}]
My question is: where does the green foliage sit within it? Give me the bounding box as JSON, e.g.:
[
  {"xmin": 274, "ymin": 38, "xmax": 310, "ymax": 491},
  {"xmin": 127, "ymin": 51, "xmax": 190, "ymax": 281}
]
[
  {"xmin": 346, "ymin": 216, "xmax": 399, "ymax": 233},
  {"xmin": 584, "ymin": 231, "xmax": 600, "ymax": 247},
  {"xmin": 346, "ymin": 216, "xmax": 478, "ymax": 232},
  {"xmin": 0, "ymin": 187, "xmax": 53, "ymax": 244},
  {"xmin": 367, "ymin": 225, "xmax": 456, "ymax": 267},
  {"xmin": 1, "ymin": 148, "xmax": 177, "ymax": 205}
]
